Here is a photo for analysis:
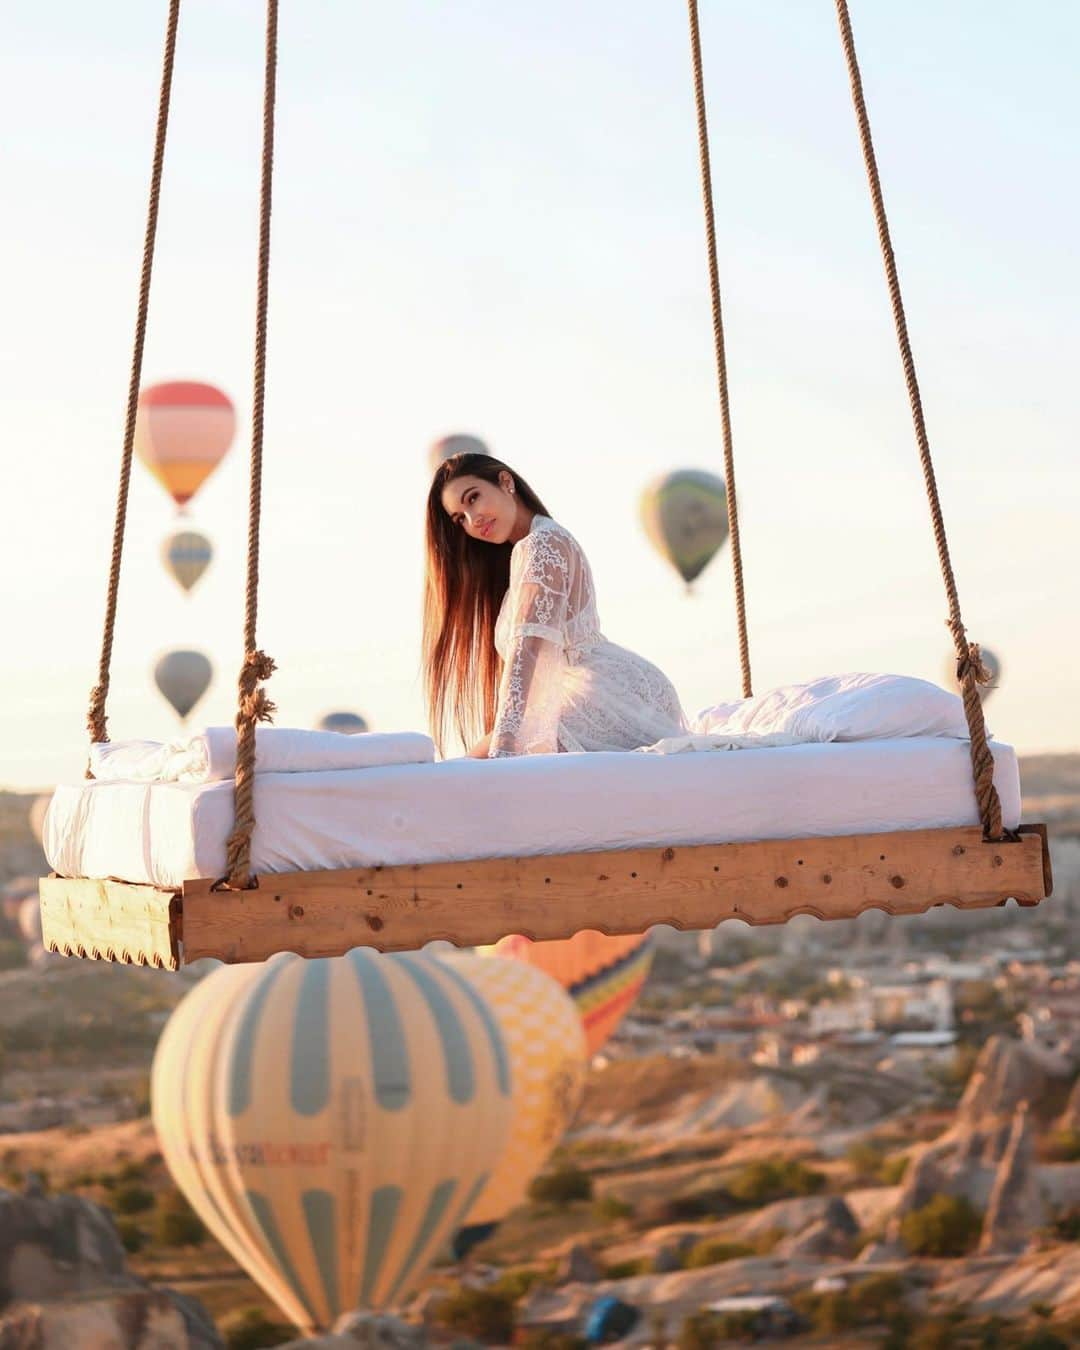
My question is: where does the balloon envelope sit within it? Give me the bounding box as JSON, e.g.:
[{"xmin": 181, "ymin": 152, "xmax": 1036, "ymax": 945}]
[
  {"xmin": 485, "ymin": 932, "xmax": 653, "ymax": 1057},
  {"xmin": 17, "ymin": 894, "xmax": 43, "ymax": 944},
  {"xmin": 640, "ymin": 469, "xmax": 729, "ymax": 585},
  {"xmin": 135, "ymin": 381, "xmax": 235, "ymax": 508},
  {"xmin": 154, "ymin": 650, "xmax": 213, "ymax": 721},
  {"xmin": 162, "ymin": 530, "xmax": 212, "ymax": 592},
  {"xmin": 29, "ymin": 794, "xmax": 51, "ymax": 845},
  {"xmin": 316, "ymin": 711, "xmax": 369, "ymax": 735},
  {"xmin": 943, "ymin": 647, "xmax": 1002, "ymax": 702},
  {"xmin": 152, "ymin": 952, "xmax": 512, "ymax": 1332},
  {"xmin": 440, "ymin": 954, "xmax": 587, "ymax": 1226},
  {"xmin": 428, "ymin": 433, "xmax": 490, "ymax": 474}
]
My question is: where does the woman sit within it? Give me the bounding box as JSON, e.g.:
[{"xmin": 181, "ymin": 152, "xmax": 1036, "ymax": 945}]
[{"xmin": 424, "ymin": 452, "xmax": 687, "ymax": 758}]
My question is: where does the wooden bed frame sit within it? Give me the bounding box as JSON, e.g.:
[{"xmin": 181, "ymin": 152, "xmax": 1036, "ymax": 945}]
[{"xmin": 38, "ymin": 823, "xmax": 1051, "ymax": 972}]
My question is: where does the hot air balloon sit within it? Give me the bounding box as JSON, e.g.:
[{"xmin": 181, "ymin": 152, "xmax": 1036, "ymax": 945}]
[
  {"xmin": 135, "ymin": 381, "xmax": 236, "ymax": 510},
  {"xmin": 28, "ymin": 794, "xmax": 51, "ymax": 845},
  {"xmin": 162, "ymin": 530, "xmax": 213, "ymax": 592},
  {"xmin": 17, "ymin": 894, "xmax": 43, "ymax": 945},
  {"xmin": 428, "ymin": 433, "xmax": 490, "ymax": 475},
  {"xmin": 943, "ymin": 647, "xmax": 1002, "ymax": 703},
  {"xmin": 316, "ymin": 711, "xmax": 369, "ymax": 735},
  {"xmin": 485, "ymin": 932, "xmax": 654, "ymax": 1058},
  {"xmin": 151, "ymin": 952, "xmax": 512, "ymax": 1333},
  {"xmin": 640, "ymin": 469, "xmax": 729, "ymax": 587},
  {"xmin": 439, "ymin": 954, "xmax": 587, "ymax": 1229},
  {"xmin": 154, "ymin": 650, "xmax": 213, "ymax": 722}
]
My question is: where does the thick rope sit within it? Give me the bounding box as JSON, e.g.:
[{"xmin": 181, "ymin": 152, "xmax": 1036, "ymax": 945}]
[
  {"xmin": 86, "ymin": 0, "xmax": 182, "ymax": 763},
  {"xmin": 224, "ymin": 0, "xmax": 279, "ymax": 889},
  {"xmin": 686, "ymin": 0, "xmax": 752, "ymax": 699},
  {"xmin": 834, "ymin": 0, "xmax": 1003, "ymax": 840}
]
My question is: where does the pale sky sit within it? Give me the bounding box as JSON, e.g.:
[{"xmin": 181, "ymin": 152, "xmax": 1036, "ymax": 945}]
[{"xmin": 2, "ymin": 1, "xmax": 1077, "ymax": 790}]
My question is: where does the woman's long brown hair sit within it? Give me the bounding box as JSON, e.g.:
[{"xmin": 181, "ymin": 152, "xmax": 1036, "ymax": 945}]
[{"xmin": 423, "ymin": 453, "xmax": 551, "ymax": 755}]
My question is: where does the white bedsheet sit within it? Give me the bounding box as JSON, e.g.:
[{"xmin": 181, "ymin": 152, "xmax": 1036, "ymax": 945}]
[{"xmin": 44, "ymin": 737, "xmax": 1023, "ymax": 890}]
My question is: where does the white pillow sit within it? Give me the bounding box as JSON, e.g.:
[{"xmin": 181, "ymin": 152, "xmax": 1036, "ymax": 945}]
[{"xmin": 693, "ymin": 673, "xmax": 979, "ymax": 743}]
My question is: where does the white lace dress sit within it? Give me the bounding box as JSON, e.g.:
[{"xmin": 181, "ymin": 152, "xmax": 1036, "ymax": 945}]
[{"xmin": 489, "ymin": 515, "xmax": 687, "ymax": 756}]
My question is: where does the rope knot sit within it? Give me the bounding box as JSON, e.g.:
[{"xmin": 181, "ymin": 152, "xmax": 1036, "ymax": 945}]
[
  {"xmin": 235, "ymin": 649, "xmax": 278, "ymax": 727},
  {"xmin": 946, "ymin": 619, "xmax": 991, "ymax": 687}
]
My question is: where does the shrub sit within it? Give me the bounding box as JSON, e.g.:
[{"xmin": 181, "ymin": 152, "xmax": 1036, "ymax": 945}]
[
  {"xmin": 593, "ymin": 1193, "xmax": 634, "ymax": 1223},
  {"xmin": 900, "ymin": 1194, "xmax": 982, "ymax": 1257},
  {"xmin": 114, "ymin": 1218, "xmax": 145, "ymax": 1254},
  {"xmin": 516, "ymin": 1332, "xmax": 587, "ymax": 1350},
  {"xmin": 527, "ymin": 1165, "xmax": 593, "ymax": 1207},
  {"xmin": 603, "ymin": 1258, "xmax": 649, "ymax": 1279},
  {"xmin": 1017, "ymin": 1333, "xmax": 1070, "ymax": 1350},
  {"xmin": 153, "ymin": 1189, "xmax": 204, "ymax": 1247},
  {"xmin": 431, "ymin": 1285, "xmax": 516, "ymax": 1343},
  {"xmin": 682, "ymin": 1239, "xmax": 755, "ymax": 1269},
  {"xmin": 109, "ymin": 1183, "xmax": 155, "ymax": 1215},
  {"xmin": 492, "ymin": 1267, "xmax": 546, "ymax": 1302},
  {"xmin": 221, "ymin": 1307, "xmax": 294, "ymax": 1350},
  {"xmin": 636, "ymin": 1186, "xmax": 731, "ymax": 1228},
  {"xmin": 678, "ymin": 1309, "xmax": 757, "ymax": 1348},
  {"xmin": 155, "ymin": 1205, "xmax": 205, "ymax": 1248},
  {"xmin": 848, "ymin": 1272, "xmax": 906, "ymax": 1323},
  {"xmin": 1052, "ymin": 1129, "xmax": 1080, "ymax": 1162},
  {"xmin": 725, "ymin": 1157, "xmax": 825, "ymax": 1205},
  {"xmin": 879, "ymin": 1153, "xmax": 910, "ymax": 1185},
  {"xmin": 845, "ymin": 1140, "xmax": 885, "ymax": 1180}
]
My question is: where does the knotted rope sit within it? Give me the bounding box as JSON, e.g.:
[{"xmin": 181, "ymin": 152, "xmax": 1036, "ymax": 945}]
[
  {"xmin": 686, "ymin": 0, "xmax": 752, "ymax": 699},
  {"xmin": 834, "ymin": 0, "xmax": 1004, "ymax": 840},
  {"xmin": 223, "ymin": 0, "xmax": 280, "ymax": 889},
  {"xmin": 86, "ymin": 0, "xmax": 181, "ymax": 763}
]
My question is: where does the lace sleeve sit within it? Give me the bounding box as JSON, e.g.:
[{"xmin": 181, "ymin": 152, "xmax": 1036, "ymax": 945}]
[{"xmin": 489, "ymin": 527, "xmax": 573, "ymax": 757}]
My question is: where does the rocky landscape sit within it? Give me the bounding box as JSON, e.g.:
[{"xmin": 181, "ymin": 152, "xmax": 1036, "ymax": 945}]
[{"xmin": 1, "ymin": 760, "xmax": 1079, "ymax": 1348}]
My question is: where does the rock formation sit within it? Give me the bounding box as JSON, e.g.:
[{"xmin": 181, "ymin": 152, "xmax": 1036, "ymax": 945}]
[
  {"xmin": 0, "ymin": 1180, "xmax": 221, "ymax": 1348},
  {"xmin": 979, "ymin": 1103, "xmax": 1045, "ymax": 1255}
]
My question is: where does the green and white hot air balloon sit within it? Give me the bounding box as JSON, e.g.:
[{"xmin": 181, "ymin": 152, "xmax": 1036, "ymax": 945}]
[
  {"xmin": 640, "ymin": 468, "xmax": 729, "ymax": 588},
  {"xmin": 152, "ymin": 952, "xmax": 512, "ymax": 1334}
]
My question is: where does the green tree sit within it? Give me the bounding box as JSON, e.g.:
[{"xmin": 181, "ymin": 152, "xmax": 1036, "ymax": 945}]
[{"xmin": 900, "ymin": 1194, "xmax": 982, "ymax": 1257}]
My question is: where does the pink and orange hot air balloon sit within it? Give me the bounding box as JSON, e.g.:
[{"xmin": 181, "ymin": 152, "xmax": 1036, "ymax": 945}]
[{"xmin": 135, "ymin": 381, "xmax": 236, "ymax": 509}]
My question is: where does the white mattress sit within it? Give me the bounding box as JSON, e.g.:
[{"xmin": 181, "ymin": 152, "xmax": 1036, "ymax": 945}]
[{"xmin": 44, "ymin": 738, "xmax": 1023, "ymax": 891}]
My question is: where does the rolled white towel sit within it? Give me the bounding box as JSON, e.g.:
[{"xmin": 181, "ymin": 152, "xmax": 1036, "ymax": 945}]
[{"xmin": 90, "ymin": 726, "xmax": 435, "ymax": 783}]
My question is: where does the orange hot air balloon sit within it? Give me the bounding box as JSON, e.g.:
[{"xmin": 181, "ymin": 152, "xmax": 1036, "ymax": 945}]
[{"xmin": 135, "ymin": 381, "xmax": 236, "ymax": 509}]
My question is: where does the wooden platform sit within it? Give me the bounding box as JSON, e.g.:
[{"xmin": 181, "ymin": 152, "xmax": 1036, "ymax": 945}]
[{"xmin": 39, "ymin": 824, "xmax": 1052, "ymax": 971}]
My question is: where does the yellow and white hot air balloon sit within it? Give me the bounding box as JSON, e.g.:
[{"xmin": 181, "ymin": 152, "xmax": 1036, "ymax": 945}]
[
  {"xmin": 440, "ymin": 954, "xmax": 587, "ymax": 1228},
  {"xmin": 152, "ymin": 952, "xmax": 512, "ymax": 1333},
  {"xmin": 486, "ymin": 931, "xmax": 654, "ymax": 1057}
]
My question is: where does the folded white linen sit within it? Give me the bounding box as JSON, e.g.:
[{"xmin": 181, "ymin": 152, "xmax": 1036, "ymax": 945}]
[
  {"xmin": 693, "ymin": 673, "xmax": 983, "ymax": 744},
  {"xmin": 638, "ymin": 731, "xmax": 805, "ymax": 754},
  {"xmin": 89, "ymin": 727, "xmax": 435, "ymax": 783}
]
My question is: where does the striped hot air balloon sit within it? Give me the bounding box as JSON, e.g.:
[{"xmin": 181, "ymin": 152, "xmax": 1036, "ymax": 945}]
[
  {"xmin": 135, "ymin": 381, "xmax": 236, "ymax": 509},
  {"xmin": 151, "ymin": 952, "xmax": 512, "ymax": 1333},
  {"xmin": 162, "ymin": 530, "xmax": 213, "ymax": 593},
  {"xmin": 640, "ymin": 468, "xmax": 729, "ymax": 587},
  {"xmin": 439, "ymin": 954, "xmax": 587, "ymax": 1228},
  {"xmin": 485, "ymin": 932, "xmax": 654, "ymax": 1058}
]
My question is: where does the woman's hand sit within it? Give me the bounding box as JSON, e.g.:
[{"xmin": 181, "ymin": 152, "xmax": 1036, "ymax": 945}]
[{"xmin": 467, "ymin": 733, "xmax": 492, "ymax": 760}]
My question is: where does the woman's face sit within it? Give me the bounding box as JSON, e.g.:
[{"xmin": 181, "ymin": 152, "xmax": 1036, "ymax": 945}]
[{"xmin": 441, "ymin": 472, "xmax": 518, "ymax": 545}]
